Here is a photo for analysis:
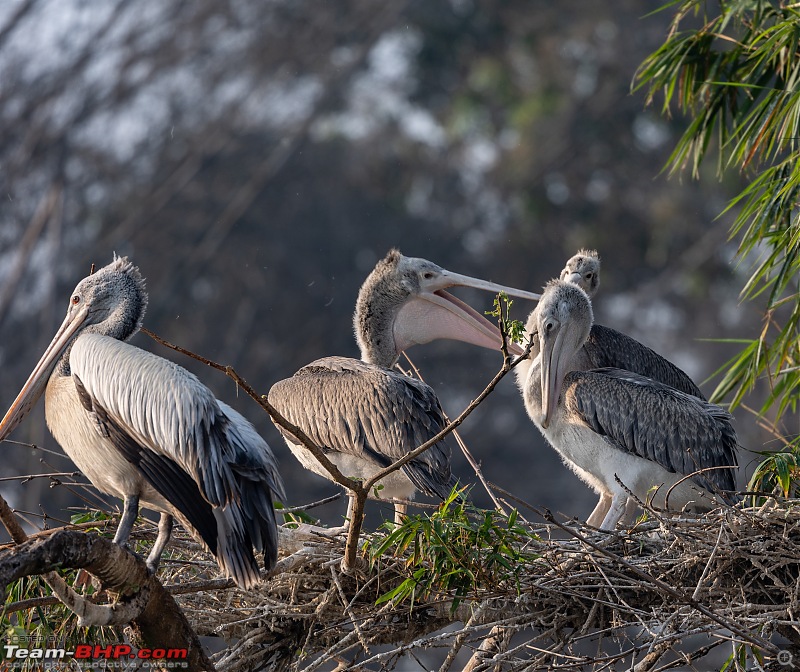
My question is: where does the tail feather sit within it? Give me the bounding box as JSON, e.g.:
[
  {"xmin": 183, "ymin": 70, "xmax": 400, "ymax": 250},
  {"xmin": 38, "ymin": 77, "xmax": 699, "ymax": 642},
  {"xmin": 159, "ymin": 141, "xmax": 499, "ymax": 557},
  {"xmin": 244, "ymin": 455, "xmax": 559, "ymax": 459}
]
[{"xmin": 211, "ymin": 483, "xmax": 282, "ymax": 589}]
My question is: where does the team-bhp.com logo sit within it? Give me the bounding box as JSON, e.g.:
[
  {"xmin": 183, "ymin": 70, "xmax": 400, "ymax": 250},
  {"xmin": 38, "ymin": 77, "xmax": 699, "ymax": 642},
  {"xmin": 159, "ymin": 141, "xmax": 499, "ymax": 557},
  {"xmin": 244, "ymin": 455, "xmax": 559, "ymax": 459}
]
[{"xmin": 3, "ymin": 639, "xmax": 189, "ymax": 668}]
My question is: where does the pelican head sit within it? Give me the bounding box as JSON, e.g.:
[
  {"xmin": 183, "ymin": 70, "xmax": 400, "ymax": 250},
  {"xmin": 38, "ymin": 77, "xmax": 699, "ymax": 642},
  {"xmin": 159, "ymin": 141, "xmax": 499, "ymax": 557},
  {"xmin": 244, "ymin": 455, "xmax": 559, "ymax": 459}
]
[
  {"xmin": 560, "ymin": 249, "xmax": 600, "ymax": 298},
  {"xmin": 354, "ymin": 249, "xmax": 541, "ymax": 368},
  {"xmin": 536, "ymin": 280, "xmax": 593, "ymax": 428},
  {"xmin": 0, "ymin": 256, "xmax": 147, "ymax": 441}
]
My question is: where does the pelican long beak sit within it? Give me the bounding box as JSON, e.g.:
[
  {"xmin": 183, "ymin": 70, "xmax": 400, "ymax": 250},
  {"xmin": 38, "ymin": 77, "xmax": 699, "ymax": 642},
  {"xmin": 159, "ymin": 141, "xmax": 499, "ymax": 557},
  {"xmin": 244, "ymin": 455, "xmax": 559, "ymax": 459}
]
[
  {"xmin": 563, "ymin": 272, "xmax": 582, "ymax": 286},
  {"xmin": 393, "ymin": 270, "xmax": 540, "ymax": 357},
  {"xmin": 0, "ymin": 306, "xmax": 89, "ymax": 442},
  {"xmin": 434, "ymin": 270, "xmax": 542, "ymax": 303},
  {"xmin": 540, "ymin": 327, "xmax": 566, "ymax": 429}
]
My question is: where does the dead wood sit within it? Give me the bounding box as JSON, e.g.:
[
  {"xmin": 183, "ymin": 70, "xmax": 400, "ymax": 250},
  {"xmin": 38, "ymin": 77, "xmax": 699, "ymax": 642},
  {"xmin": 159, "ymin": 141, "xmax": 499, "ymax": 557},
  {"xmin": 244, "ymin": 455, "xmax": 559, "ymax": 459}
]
[{"xmin": 0, "ymin": 528, "xmax": 214, "ymax": 671}]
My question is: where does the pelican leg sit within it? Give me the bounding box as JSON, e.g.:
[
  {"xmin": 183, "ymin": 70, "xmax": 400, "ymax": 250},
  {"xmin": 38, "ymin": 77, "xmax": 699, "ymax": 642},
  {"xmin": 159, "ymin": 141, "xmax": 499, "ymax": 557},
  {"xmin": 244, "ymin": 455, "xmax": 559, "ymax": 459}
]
[
  {"xmin": 598, "ymin": 492, "xmax": 627, "ymax": 531},
  {"xmin": 393, "ymin": 501, "xmax": 408, "ymax": 526},
  {"xmin": 113, "ymin": 495, "xmax": 140, "ymax": 547},
  {"xmin": 145, "ymin": 513, "xmax": 174, "ymax": 574},
  {"xmin": 585, "ymin": 493, "xmax": 612, "ymax": 528},
  {"xmin": 344, "ymin": 491, "xmax": 356, "ymax": 526}
]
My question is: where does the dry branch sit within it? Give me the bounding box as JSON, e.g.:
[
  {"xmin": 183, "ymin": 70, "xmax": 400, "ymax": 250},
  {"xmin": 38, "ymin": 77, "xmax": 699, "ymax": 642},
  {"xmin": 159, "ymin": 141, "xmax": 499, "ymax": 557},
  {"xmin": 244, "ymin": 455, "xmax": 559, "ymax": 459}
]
[{"xmin": 0, "ymin": 528, "xmax": 214, "ymax": 670}]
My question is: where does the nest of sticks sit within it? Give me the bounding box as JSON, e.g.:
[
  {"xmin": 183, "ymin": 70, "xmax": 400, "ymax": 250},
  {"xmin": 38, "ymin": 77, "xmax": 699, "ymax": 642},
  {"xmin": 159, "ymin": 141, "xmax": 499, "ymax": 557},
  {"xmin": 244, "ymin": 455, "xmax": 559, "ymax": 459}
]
[{"xmin": 137, "ymin": 497, "xmax": 800, "ymax": 672}]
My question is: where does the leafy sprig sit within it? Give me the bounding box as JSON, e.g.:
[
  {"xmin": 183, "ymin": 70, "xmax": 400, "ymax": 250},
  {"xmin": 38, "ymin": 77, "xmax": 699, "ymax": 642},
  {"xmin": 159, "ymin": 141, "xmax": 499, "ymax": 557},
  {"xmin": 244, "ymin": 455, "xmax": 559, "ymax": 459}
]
[{"xmin": 365, "ymin": 489, "xmax": 540, "ymax": 612}]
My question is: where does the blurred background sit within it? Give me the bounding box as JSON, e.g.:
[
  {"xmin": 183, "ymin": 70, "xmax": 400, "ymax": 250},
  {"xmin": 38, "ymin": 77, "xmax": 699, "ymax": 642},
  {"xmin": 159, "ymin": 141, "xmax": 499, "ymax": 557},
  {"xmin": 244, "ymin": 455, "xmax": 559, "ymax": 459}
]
[{"xmin": 0, "ymin": 0, "xmax": 777, "ymax": 531}]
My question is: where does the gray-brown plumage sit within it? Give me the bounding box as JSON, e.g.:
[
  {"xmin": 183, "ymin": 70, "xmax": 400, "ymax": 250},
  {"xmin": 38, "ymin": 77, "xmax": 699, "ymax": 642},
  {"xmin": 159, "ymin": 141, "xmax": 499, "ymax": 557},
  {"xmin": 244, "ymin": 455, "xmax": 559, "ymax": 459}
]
[
  {"xmin": 269, "ymin": 249, "xmax": 540, "ymax": 525},
  {"xmin": 270, "ymin": 357, "xmax": 454, "ymax": 509},
  {"xmin": 516, "ymin": 280, "xmax": 737, "ymax": 529},
  {"xmin": 0, "ymin": 257, "xmax": 285, "ymax": 589},
  {"xmin": 559, "ymin": 249, "xmax": 705, "ymax": 399}
]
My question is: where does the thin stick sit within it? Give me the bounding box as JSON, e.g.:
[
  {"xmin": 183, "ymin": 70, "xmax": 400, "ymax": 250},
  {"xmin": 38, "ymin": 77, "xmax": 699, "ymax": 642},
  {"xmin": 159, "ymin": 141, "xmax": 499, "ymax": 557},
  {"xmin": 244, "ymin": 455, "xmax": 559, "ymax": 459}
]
[
  {"xmin": 401, "ymin": 352, "xmax": 507, "ymax": 513},
  {"xmin": 539, "ymin": 508, "xmax": 780, "ymax": 654},
  {"xmin": 142, "ymin": 327, "xmax": 361, "ymax": 495},
  {"xmin": 0, "ymin": 493, "xmax": 27, "ymax": 543}
]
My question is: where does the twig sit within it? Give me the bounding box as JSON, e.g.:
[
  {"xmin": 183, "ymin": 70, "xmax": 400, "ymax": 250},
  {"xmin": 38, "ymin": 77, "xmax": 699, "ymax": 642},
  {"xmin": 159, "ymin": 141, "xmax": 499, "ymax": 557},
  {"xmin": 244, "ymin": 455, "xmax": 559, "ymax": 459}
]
[
  {"xmin": 0, "ymin": 492, "xmax": 27, "ymax": 543},
  {"xmin": 401, "ymin": 354, "xmax": 509, "ymax": 514},
  {"xmin": 330, "ymin": 565, "xmax": 370, "ymax": 655},
  {"xmin": 142, "ymin": 327, "xmax": 361, "ymax": 494},
  {"xmin": 539, "ymin": 508, "xmax": 781, "ymax": 655},
  {"xmin": 279, "ymin": 493, "xmax": 343, "ymax": 515},
  {"xmin": 437, "ymin": 602, "xmax": 488, "ymax": 672},
  {"xmin": 0, "ymin": 471, "xmax": 80, "ymax": 483}
]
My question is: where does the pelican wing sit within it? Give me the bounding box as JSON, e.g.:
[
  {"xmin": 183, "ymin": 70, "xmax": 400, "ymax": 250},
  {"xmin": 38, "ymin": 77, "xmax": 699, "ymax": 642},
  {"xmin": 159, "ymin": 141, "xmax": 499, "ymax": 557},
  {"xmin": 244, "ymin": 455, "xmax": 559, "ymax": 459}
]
[
  {"xmin": 70, "ymin": 333, "xmax": 284, "ymax": 574},
  {"xmin": 564, "ymin": 367, "xmax": 737, "ymax": 494},
  {"xmin": 268, "ymin": 357, "xmax": 456, "ymax": 498},
  {"xmin": 584, "ymin": 325, "xmax": 705, "ymax": 399},
  {"xmin": 75, "ymin": 373, "xmax": 218, "ymax": 550}
]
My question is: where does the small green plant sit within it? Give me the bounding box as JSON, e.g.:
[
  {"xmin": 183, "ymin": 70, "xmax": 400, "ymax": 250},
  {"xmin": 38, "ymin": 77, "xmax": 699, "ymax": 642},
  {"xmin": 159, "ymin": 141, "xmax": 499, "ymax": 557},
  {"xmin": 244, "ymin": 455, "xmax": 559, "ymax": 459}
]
[
  {"xmin": 273, "ymin": 501, "xmax": 320, "ymax": 528},
  {"xmin": 1, "ymin": 573, "xmax": 120, "ymax": 672},
  {"xmin": 365, "ymin": 489, "xmax": 540, "ymax": 612},
  {"xmin": 69, "ymin": 508, "xmax": 112, "ymax": 527},
  {"xmin": 747, "ymin": 441, "xmax": 800, "ymax": 505},
  {"xmin": 720, "ymin": 641, "xmax": 766, "ymax": 672},
  {"xmin": 486, "ymin": 292, "xmax": 527, "ymax": 350}
]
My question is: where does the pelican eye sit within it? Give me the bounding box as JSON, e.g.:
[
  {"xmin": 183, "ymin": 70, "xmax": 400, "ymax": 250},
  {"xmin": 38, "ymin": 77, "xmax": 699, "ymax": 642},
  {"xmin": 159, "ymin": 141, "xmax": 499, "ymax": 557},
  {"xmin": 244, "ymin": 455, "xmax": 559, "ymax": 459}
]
[
  {"xmin": 422, "ymin": 271, "xmax": 434, "ymax": 280},
  {"xmin": 585, "ymin": 272, "xmax": 594, "ymax": 280},
  {"xmin": 71, "ymin": 294, "xmax": 81, "ymax": 305}
]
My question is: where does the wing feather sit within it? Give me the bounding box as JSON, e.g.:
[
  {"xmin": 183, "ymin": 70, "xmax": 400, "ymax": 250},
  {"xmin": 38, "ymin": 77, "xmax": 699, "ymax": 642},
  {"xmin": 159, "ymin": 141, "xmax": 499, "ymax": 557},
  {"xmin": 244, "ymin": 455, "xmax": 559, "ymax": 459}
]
[
  {"xmin": 584, "ymin": 326, "xmax": 705, "ymax": 399},
  {"xmin": 268, "ymin": 357, "xmax": 455, "ymax": 498},
  {"xmin": 77, "ymin": 374, "xmax": 219, "ymax": 550},
  {"xmin": 564, "ymin": 368, "xmax": 737, "ymax": 494},
  {"xmin": 70, "ymin": 333, "xmax": 284, "ymax": 575}
]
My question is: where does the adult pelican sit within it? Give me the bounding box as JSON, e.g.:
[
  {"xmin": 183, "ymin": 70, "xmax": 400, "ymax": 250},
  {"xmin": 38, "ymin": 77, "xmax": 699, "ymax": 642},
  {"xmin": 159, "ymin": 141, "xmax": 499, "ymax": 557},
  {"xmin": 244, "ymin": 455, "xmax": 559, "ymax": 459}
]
[
  {"xmin": 559, "ymin": 249, "xmax": 704, "ymax": 399},
  {"xmin": 516, "ymin": 280, "xmax": 737, "ymax": 529},
  {"xmin": 0, "ymin": 256, "xmax": 285, "ymax": 589},
  {"xmin": 268, "ymin": 249, "xmax": 540, "ymax": 525}
]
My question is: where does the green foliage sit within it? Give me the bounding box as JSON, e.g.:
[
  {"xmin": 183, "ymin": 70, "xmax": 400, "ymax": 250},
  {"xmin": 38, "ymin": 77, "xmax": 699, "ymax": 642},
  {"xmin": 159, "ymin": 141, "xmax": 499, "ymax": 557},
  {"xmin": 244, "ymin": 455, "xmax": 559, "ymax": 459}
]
[
  {"xmin": 1, "ymin": 574, "xmax": 119, "ymax": 671},
  {"xmin": 486, "ymin": 292, "xmax": 527, "ymax": 350},
  {"xmin": 365, "ymin": 489, "xmax": 540, "ymax": 612},
  {"xmin": 69, "ymin": 509, "xmax": 112, "ymax": 526},
  {"xmin": 636, "ymin": 1, "xmax": 800, "ymax": 493},
  {"xmin": 273, "ymin": 501, "xmax": 318, "ymax": 528},
  {"xmin": 721, "ymin": 641, "xmax": 766, "ymax": 672},
  {"xmin": 747, "ymin": 440, "xmax": 800, "ymax": 503},
  {"xmin": 636, "ymin": 0, "xmax": 800, "ymax": 422}
]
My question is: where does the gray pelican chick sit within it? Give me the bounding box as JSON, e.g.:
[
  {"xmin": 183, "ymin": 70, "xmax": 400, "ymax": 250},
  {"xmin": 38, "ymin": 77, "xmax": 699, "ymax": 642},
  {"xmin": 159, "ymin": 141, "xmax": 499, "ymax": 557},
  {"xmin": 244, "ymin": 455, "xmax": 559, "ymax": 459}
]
[
  {"xmin": 516, "ymin": 280, "xmax": 737, "ymax": 529},
  {"xmin": 268, "ymin": 249, "xmax": 540, "ymax": 526},
  {"xmin": 0, "ymin": 257, "xmax": 285, "ymax": 589}
]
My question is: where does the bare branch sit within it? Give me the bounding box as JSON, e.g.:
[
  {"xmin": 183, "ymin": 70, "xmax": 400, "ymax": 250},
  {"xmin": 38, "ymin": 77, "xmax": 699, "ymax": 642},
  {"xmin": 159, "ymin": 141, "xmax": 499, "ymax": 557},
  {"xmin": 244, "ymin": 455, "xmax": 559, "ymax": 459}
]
[
  {"xmin": 142, "ymin": 326, "xmax": 362, "ymax": 493},
  {"xmin": 0, "ymin": 529, "xmax": 214, "ymax": 670}
]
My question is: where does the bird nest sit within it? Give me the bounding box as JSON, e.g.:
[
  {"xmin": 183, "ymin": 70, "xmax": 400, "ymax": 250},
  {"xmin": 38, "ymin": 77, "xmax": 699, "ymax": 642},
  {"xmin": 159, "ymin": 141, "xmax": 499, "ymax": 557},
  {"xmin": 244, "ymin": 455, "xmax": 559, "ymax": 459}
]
[{"xmin": 142, "ymin": 498, "xmax": 800, "ymax": 671}]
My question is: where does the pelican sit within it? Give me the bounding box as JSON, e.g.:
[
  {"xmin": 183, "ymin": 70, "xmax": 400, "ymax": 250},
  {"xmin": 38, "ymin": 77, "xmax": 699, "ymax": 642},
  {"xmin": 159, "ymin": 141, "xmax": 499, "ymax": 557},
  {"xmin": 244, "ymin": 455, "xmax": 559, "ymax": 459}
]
[
  {"xmin": 560, "ymin": 248, "xmax": 601, "ymax": 297},
  {"xmin": 268, "ymin": 249, "xmax": 540, "ymax": 525},
  {"xmin": 559, "ymin": 249, "xmax": 705, "ymax": 399},
  {"xmin": 0, "ymin": 256, "xmax": 285, "ymax": 589},
  {"xmin": 516, "ymin": 280, "xmax": 737, "ymax": 529}
]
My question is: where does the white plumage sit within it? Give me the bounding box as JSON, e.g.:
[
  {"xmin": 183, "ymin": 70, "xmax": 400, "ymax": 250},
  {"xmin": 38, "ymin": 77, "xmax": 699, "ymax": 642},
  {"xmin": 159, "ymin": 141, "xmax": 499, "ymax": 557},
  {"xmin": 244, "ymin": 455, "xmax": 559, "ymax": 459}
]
[
  {"xmin": 0, "ymin": 257, "xmax": 284, "ymax": 589},
  {"xmin": 516, "ymin": 280, "xmax": 738, "ymax": 529}
]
